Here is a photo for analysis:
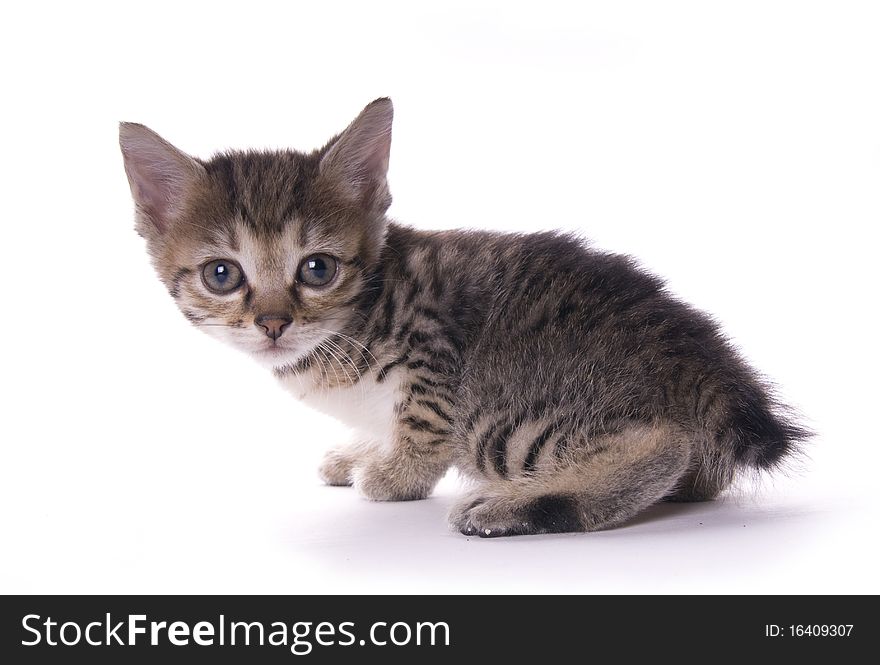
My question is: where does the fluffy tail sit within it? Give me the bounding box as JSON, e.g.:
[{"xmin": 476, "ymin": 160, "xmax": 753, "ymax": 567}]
[{"xmin": 707, "ymin": 377, "xmax": 811, "ymax": 471}]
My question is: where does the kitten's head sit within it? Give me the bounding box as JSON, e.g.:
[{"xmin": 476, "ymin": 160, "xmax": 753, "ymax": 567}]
[{"xmin": 119, "ymin": 98, "xmax": 393, "ymax": 368}]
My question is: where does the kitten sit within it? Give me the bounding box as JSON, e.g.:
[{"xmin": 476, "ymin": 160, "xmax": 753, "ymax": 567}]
[{"xmin": 119, "ymin": 98, "xmax": 807, "ymax": 537}]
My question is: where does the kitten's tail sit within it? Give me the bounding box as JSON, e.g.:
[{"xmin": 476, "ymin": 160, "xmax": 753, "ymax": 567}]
[{"xmin": 705, "ymin": 378, "xmax": 811, "ymax": 471}]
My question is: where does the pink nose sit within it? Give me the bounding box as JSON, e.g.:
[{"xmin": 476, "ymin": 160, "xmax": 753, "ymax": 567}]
[{"xmin": 255, "ymin": 315, "xmax": 292, "ymax": 341}]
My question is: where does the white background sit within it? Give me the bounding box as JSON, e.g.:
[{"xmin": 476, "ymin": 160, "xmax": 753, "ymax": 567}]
[{"xmin": 1, "ymin": 1, "xmax": 878, "ymax": 594}]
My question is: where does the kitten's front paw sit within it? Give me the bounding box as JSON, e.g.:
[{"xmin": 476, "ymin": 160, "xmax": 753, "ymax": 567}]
[
  {"xmin": 352, "ymin": 459, "xmax": 432, "ymax": 502},
  {"xmin": 319, "ymin": 440, "xmax": 381, "ymax": 487},
  {"xmin": 318, "ymin": 449, "xmax": 356, "ymax": 486}
]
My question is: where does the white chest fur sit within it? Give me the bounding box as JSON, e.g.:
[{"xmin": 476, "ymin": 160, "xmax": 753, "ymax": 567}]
[{"xmin": 278, "ymin": 367, "xmax": 401, "ymax": 445}]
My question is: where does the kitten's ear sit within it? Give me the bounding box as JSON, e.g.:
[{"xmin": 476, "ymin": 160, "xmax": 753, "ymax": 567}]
[
  {"xmin": 319, "ymin": 98, "xmax": 393, "ymax": 212},
  {"xmin": 119, "ymin": 123, "xmax": 205, "ymax": 234}
]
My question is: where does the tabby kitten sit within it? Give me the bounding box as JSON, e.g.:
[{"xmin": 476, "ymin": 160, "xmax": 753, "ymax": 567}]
[{"xmin": 120, "ymin": 98, "xmax": 806, "ymax": 537}]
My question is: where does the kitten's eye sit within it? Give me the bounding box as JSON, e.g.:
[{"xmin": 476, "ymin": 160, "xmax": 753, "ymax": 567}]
[
  {"xmin": 298, "ymin": 254, "xmax": 338, "ymax": 287},
  {"xmin": 201, "ymin": 259, "xmax": 244, "ymax": 293}
]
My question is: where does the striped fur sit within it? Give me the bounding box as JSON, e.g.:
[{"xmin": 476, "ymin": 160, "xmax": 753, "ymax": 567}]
[{"xmin": 121, "ymin": 99, "xmax": 809, "ymax": 537}]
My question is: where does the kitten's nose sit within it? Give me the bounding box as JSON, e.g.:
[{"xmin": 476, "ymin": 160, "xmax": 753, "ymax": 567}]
[{"xmin": 255, "ymin": 314, "xmax": 293, "ymax": 341}]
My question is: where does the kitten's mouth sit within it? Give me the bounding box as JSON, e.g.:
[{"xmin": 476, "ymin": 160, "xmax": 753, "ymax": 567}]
[
  {"xmin": 254, "ymin": 344, "xmax": 294, "ymax": 355},
  {"xmin": 246, "ymin": 331, "xmax": 328, "ymax": 365},
  {"xmin": 244, "ymin": 342, "xmax": 305, "ymax": 369}
]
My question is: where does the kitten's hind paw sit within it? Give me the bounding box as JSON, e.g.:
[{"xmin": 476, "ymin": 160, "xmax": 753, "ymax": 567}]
[
  {"xmin": 449, "ymin": 495, "xmax": 533, "ymax": 538},
  {"xmin": 449, "ymin": 491, "xmax": 584, "ymax": 538}
]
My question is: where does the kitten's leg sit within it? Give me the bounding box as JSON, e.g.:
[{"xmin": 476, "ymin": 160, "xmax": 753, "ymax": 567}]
[
  {"xmin": 449, "ymin": 421, "xmax": 692, "ymax": 537},
  {"xmin": 347, "ymin": 398, "xmax": 455, "ymax": 501}
]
